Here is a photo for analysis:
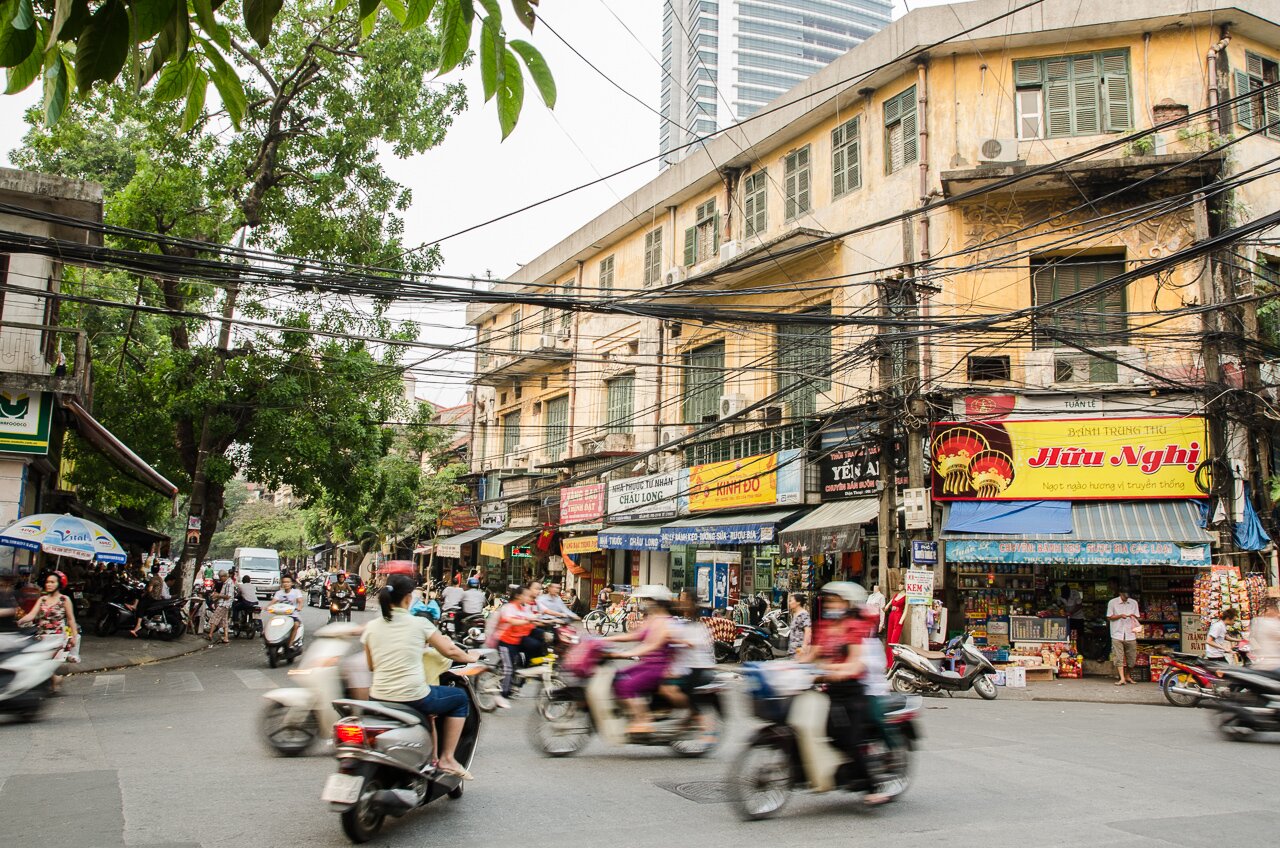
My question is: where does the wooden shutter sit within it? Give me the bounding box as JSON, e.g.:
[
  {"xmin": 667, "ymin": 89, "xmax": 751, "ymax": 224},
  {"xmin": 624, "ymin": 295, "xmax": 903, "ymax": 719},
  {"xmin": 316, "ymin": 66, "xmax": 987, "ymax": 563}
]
[
  {"xmin": 1235, "ymin": 70, "xmax": 1255, "ymax": 128},
  {"xmin": 901, "ymin": 93, "xmax": 918, "ymax": 165},
  {"xmin": 751, "ymin": 173, "xmax": 766, "ymax": 234},
  {"xmin": 847, "ymin": 120, "xmax": 860, "ymax": 191},
  {"xmin": 784, "ymin": 151, "xmax": 798, "ymax": 220},
  {"xmin": 831, "ymin": 122, "xmax": 846, "ymax": 198},
  {"xmin": 1247, "ymin": 52, "xmax": 1265, "ymax": 77},
  {"xmin": 796, "ymin": 146, "xmax": 810, "ymax": 214},
  {"xmin": 887, "ymin": 123, "xmax": 903, "ymax": 173},
  {"xmin": 1070, "ymin": 55, "xmax": 1100, "ymax": 136},
  {"xmin": 1100, "ymin": 51, "xmax": 1132, "ymax": 131},
  {"xmin": 683, "ymin": 226, "xmax": 696, "ymax": 266},
  {"xmin": 712, "ymin": 212, "xmax": 721, "ymax": 253},
  {"xmin": 1044, "ymin": 58, "xmax": 1072, "ymax": 137},
  {"xmin": 1013, "ymin": 59, "xmax": 1042, "ymax": 86},
  {"xmin": 743, "ymin": 176, "xmax": 758, "ymax": 237}
]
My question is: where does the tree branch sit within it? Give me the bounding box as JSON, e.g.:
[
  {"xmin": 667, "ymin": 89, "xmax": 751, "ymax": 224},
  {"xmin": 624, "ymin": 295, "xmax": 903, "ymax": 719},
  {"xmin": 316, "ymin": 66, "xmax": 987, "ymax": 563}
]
[{"xmin": 230, "ymin": 37, "xmax": 281, "ymax": 96}]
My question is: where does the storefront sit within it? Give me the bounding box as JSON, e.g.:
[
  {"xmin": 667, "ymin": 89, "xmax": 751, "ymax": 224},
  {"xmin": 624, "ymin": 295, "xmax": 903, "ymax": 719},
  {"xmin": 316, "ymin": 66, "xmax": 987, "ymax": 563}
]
[
  {"xmin": 660, "ymin": 508, "xmax": 801, "ymax": 609},
  {"xmin": 777, "ymin": 498, "xmax": 879, "ymax": 596},
  {"xmin": 478, "ymin": 529, "xmax": 538, "ymax": 587},
  {"xmin": 932, "ymin": 410, "xmax": 1218, "ymax": 679},
  {"xmin": 432, "ymin": 528, "xmax": 492, "ymax": 582}
]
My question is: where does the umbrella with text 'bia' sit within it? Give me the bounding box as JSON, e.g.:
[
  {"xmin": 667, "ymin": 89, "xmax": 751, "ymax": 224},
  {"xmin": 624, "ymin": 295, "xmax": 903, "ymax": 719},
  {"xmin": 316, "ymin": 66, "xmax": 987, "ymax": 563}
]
[{"xmin": 0, "ymin": 513, "xmax": 128, "ymax": 563}]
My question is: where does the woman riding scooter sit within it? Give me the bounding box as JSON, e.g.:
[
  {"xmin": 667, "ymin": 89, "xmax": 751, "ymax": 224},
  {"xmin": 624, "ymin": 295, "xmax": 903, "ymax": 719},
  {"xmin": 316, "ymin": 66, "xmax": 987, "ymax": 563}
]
[
  {"xmin": 796, "ymin": 581, "xmax": 888, "ymax": 807},
  {"xmin": 602, "ymin": 585, "xmax": 677, "ymax": 735}
]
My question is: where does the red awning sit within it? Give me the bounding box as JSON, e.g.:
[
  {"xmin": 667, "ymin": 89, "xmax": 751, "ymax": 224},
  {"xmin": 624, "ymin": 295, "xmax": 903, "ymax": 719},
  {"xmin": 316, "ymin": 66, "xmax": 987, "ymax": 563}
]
[{"xmin": 62, "ymin": 399, "xmax": 179, "ymax": 498}]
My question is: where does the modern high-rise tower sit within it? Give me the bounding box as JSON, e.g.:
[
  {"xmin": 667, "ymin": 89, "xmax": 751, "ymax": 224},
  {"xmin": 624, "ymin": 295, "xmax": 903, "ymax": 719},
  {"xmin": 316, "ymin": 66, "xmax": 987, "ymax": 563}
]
[{"xmin": 659, "ymin": 0, "xmax": 893, "ymax": 166}]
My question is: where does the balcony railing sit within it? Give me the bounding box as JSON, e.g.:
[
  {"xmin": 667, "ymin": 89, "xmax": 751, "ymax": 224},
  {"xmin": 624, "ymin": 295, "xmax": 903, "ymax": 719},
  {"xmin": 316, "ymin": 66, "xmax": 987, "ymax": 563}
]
[{"xmin": 0, "ymin": 321, "xmax": 92, "ymax": 403}]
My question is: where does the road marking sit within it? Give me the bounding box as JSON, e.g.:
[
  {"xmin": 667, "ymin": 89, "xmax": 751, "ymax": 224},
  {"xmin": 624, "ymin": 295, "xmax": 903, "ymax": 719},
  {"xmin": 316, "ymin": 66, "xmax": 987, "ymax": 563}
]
[
  {"xmin": 234, "ymin": 669, "xmax": 275, "ymax": 690},
  {"xmin": 92, "ymin": 674, "xmax": 125, "ymax": 694},
  {"xmin": 166, "ymin": 671, "xmax": 204, "ymax": 693}
]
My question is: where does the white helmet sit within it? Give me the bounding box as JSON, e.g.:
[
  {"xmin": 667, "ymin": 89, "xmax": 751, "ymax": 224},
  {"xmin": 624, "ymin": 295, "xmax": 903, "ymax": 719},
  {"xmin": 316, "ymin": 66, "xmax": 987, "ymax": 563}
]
[
  {"xmin": 820, "ymin": 581, "xmax": 868, "ymax": 606},
  {"xmin": 631, "ymin": 584, "xmax": 674, "ymax": 602}
]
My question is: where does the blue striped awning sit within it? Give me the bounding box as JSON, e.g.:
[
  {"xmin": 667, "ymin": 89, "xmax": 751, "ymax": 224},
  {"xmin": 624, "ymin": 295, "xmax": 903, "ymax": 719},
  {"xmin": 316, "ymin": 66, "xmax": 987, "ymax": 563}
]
[{"xmin": 941, "ymin": 500, "xmax": 1211, "ymax": 543}]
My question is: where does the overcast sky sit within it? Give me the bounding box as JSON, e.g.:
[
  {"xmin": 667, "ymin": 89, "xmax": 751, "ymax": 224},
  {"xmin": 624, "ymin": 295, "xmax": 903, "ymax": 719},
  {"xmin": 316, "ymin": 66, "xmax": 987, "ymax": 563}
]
[{"xmin": 0, "ymin": 0, "xmax": 935, "ymax": 407}]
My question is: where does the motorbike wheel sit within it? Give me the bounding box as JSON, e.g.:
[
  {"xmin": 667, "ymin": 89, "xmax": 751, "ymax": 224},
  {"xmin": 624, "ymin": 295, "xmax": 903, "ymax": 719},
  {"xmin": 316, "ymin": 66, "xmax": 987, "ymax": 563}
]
[
  {"xmin": 873, "ymin": 729, "xmax": 913, "ymax": 800},
  {"xmin": 890, "ymin": 673, "xmax": 917, "ymax": 694},
  {"xmin": 742, "ymin": 643, "xmax": 771, "ymax": 664},
  {"xmin": 95, "ymin": 612, "xmax": 118, "ymax": 638},
  {"xmin": 529, "ymin": 696, "xmax": 591, "ymax": 757},
  {"xmin": 268, "ymin": 646, "xmax": 280, "ymax": 669},
  {"xmin": 713, "ymin": 641, "xmax": 736, "ymax": 665},
  {"xmin": 473, "ymin": 670, "xmax": 501, "ymax": 712},
  {"xmin": 1216, "ymin": 711, "xmax": 1256, "ymax": 742},
  {"xmin": 1161, "ymin": 671, "xmax": 1203, "ymax": 708},
  {"xmin": 340, "ymin": 764, "xmax": 387, "ymax": 843},
  {"xmin": 670, "ymin": 702, "xmax": 722, "ymax": 758},
  {"xmin": 447, "ymin": 782, "xmax": 464, "ymax": 800},
  {"xmin": 261, "ymin": 702, "xmax": 319, "ymax": 757},
  {"xmin": 729, "ymin": 739, "xmax": 792, "ymax": 821},
  {"xmin": 973, "ymin": 675, "xmax": 998, "ymax": 700}
]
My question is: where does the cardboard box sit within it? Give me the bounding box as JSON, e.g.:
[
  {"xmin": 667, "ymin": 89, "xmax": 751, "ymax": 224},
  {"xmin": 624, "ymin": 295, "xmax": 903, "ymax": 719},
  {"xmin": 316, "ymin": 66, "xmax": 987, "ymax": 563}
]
[
  {"xmin": 1004, "ymin": 667, "xmax": 1027, "ymax": 688},
  {"xmin": 985, "ymin": 671, "xmax": 1007, "ymax": 687}
]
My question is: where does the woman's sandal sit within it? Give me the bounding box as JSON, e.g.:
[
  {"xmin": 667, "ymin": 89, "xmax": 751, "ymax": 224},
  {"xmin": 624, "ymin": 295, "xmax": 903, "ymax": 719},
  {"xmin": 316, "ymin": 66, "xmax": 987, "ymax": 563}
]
[{"xmin": 440, "ymin": 766, "xmax": 474, "ymax": 781}]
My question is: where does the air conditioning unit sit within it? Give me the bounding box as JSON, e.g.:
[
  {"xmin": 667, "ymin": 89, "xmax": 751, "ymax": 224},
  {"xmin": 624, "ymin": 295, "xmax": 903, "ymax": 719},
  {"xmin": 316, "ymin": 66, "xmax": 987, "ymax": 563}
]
[
  {"xmin": 603, "ymin": 432, "xmax": 635, "ymax": 452},
  {"xmin": 660, "ymin": 424, "xmax": 691, "ymax": 447},
  {"xmin": 718, "ymin": 240, "xmax": 741, "ymax": 262},
  {"xmin": 537, "ymin": 333, "xmax": 561, "ymax": 351},
  {"xmin": 718, "ymin": 393, "xmax": 748, "ymax": 419},
  {"xmin": 1025, "ymin": 347, "xmax": 1146, "ymax": 387},
  {"xmin": 663, "ymin": 266, "xmax": 686, "ymax": 286},
  {"xmin": 977, "ymin": 137, "xmax": 1019, "ymax": 164},
  {"xmin": 504, "ymin": 452, "xmax": 529, "ymax": 470}
]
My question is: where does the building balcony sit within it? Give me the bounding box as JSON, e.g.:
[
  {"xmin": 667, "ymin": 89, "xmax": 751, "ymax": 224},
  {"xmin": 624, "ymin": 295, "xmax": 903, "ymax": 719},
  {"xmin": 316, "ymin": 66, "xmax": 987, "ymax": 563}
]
[
  {"xmin": 0, "ymin": 321, "xmax": 92, "ymax": 403},
  {"xmin": 473, "ymin": 332, "xmax": 573, "ymax": 385}
]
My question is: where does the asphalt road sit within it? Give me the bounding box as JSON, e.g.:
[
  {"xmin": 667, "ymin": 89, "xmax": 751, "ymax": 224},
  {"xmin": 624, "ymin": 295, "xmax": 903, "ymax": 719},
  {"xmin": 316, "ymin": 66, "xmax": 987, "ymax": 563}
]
[{"xmin": 2, "ymin": 602, "xmax": 1278, "ymax": 848}]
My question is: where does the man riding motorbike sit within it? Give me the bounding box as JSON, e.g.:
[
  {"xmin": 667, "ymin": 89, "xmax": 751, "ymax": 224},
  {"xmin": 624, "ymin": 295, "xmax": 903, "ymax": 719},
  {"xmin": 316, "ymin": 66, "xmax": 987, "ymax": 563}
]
[
  {"xmin": 657, "ymin": 588, "xmax": 717, "ymax": 742},
  {"xmin": 232, "ymin": 572, "xmax": 260, "ymax": 629},
  {"xmin": 272, "ymin": 575, "xmax": 306, "ymax": 646},
  {"xmin": 602, "ymin": 585, "xmax": 677, "ymax": 735},
  {"xmin": 460, "ymin": 577, "xmax": 486, "ymax": 616},
  {"xmin": 796, "ymin": 581, "xmax": 888, "ymax": 806},
  {"xmin": 329, "ymin": 573, "xmax": 355, "ymax": 618}
]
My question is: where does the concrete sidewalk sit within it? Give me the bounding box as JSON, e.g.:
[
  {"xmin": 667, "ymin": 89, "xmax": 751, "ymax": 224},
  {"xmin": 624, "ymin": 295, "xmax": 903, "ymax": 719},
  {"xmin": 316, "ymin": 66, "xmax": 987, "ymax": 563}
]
[
  {"xmin": 69, "ymin": 632, "xmax": 210, "ymax": 674},
  {"xmin": 994, "ymin": 676, "xmax": 1166, "ymax": 706}
]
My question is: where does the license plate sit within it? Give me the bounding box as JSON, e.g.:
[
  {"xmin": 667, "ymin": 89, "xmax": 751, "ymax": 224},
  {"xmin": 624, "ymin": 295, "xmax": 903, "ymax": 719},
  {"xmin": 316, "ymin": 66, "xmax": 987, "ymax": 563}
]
[{"xmin": 321, "ymin": 773, "xmax": 363, "ymax": 805}]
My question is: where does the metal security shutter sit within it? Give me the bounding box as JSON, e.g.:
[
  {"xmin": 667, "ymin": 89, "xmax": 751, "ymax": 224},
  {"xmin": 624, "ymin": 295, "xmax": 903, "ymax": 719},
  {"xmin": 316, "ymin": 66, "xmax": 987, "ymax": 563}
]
[
  {"xmin": 544, "ymin": 396, "xmax": 569, "ymax": 461},
  {"xmin": 606, "ymin": 374, "xmax": 634, "ymax": 434},
  {"xmin": 683, "ymin": 340, "xmax": 725, "ymax": 424}
]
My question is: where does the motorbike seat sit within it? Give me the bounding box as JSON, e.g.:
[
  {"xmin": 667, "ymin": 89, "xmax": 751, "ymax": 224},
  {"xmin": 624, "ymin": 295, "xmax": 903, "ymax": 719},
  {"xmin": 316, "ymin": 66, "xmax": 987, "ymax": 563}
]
[
  {"xmin": 333, "ymin": 699, "xmax": 423, "ymax": 726},
  {"xmin": 1220, "ymin": 667, "xmax": 1280, "ymax": 693}
]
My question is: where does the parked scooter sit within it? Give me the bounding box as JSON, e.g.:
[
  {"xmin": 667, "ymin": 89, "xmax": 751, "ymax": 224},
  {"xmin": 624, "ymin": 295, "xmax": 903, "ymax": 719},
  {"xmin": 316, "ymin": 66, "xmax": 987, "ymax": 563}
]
[
  {"xmin": 95, "ymin": 580, "xmax": 187, "ymax": 640},
  {"xmin": 730, "ymin": 662, "xmax": 920, "ymax": 820},
  {"xmin": 231, "ymin": 602, "xmax": 263, "ymax": 639},
  {"xmin": 440, "ymin": 609, "xmax": 485, "ymax": 649},
  {"xmin": 0, "ymin": 631, "xmax": 64, "ymax": 722},
  {"xmin": 263, "ymin": 602, "xmax": 305, "ymax": 668},
  {"xmin": 738, "ymin": 612, "xmax": 793, "ymax": 663},
  {"xmin": 888, "ymin": 634, "xmax": 998, "ymax": 700},
  {"xmin": 321, "ymin": 661, "xmax": 488, "ymax": 843},
  {"xmin": 261, "ymin": 622, "xmax": 364, "ymax": 756},
  {"xmin": 1203, "ymin": 665, "xmax": 1280, "ymax": 740},
  {"xmin": 529, "ymin": 641, "xmax": 726, "ymax": 758}
]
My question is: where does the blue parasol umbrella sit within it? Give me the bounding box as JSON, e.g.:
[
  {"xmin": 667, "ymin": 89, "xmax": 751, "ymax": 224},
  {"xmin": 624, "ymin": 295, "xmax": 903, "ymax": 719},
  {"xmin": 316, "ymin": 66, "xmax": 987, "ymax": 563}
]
[{"xmin": 0, "ymin": 513, "xmax": 128, "ymax": 563}]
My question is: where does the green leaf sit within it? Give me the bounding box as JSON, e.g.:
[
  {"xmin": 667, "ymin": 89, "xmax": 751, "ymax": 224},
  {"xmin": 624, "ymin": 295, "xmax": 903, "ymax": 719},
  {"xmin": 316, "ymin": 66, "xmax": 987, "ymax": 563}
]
[
  {"xmin": 511, "ymin": 0, "xmax": 538, "ymax": 31},
  {"xmin": 508, "ymin": 39, "xmax": 553, "ymax": 108},
  {"xmin": 0, "ymin": 1, "xmax": 38, "ymax": 67},
  {"xmin": 5, "ymin": 20, "xmax": 42, "ymax": 92},
  {"xmin": 478, "ymin": 16, "xmax": 503, "ymax": 102},
  {"xmin": 192, "ymin": 0, "xmax": 230, "ymax": 49},
  {"xmin": 359, "ymin": 9, "xmax": 374, "ymax": 38},
  {"xmin": 153, "ymin": 51, "xmax": 195, "ymax": 101},
  {"xmin": 358, "ymin": 0, "xmax": 381, "ymax": 21},
  {"xmin": 180, "ymin": 67, "xmax": 207, "ymax": 132},
  {"xmin": 382, "ymin": 0, "xmax": 407, "ymax": 23},
  {"xmin": 243, "ymin": 0, "xmax": 284, "ymax": 48},
  {"xmin": 332, "ymin": 0, "xmax": 352, "ymax": 13},
  {"xmin": 436, "ymin": 0, "xmax": 473, "ymax": 75},
  {"xmin": 202, "ymin": 41, "xmax": 245, "ymax": 127},
  {"xmin": 12, "ymin": 0, "xmax": 34, "ymax": 30},
  {"xmin": 475, "ymin": 0, "xmax": 500, "ymax": 19},
  {"xmin": 403, "ymin": 0, "xmax": 436, "ymax": 29},
  {"xmin": 496, "ymin": 48, "xmax": 522, "ymax": 139},
  {"xmin": 42, "ymin": 52, "xmax": 68, "ymax": 124},
  {"xmin": 48, "ymin": 0, "xmax": 74, "ymax": 44},
  {"xmin": 76, "ymin": 0, "xmax": 130, "ymax": 94},
  {"xmin": 130, "ymin": 0, "xmax": 176, "ymax": 41},
  {"xmin": 56, "ymin": 0, "xmax": 92, "ymax": 41}
]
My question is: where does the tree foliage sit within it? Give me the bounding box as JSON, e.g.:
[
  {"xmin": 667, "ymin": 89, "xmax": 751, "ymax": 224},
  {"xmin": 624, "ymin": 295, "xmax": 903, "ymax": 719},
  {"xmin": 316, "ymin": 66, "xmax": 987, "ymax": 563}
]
[{"xmin": 0, "ymin": 0, "xmax": 553, "ymax": 138}]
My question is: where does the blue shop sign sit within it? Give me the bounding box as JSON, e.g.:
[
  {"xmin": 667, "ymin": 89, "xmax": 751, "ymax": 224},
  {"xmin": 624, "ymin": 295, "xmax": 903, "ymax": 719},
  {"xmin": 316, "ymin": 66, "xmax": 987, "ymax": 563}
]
[
  {"xmin": 660, "ymin": 522, "xmax": 777, "ymax": 547},
  {"xmin": 597, "ymin": 530, "xmax": 664, "ymax": 551},
  {"xmin": 945, "ymin": 538, "xmax": 1210, "ymax": 567}
]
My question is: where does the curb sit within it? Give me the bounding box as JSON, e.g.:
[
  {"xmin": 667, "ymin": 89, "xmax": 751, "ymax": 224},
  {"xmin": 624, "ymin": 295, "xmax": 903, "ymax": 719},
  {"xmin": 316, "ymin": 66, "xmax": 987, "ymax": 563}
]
[{"xmin": 67, "ymin": 639, "xmax": 212, "ymax": 675}]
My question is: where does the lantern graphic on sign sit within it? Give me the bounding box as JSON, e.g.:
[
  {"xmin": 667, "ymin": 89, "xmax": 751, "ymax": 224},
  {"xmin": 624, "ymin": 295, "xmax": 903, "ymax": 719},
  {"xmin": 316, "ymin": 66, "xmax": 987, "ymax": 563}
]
[
  {"xmin": 932, "ymin": 427, "xmax": 989, "ymax": 494},
  {"xmin": 969, "ymin": 450, "xmax": 1015, "ymax": 499}
]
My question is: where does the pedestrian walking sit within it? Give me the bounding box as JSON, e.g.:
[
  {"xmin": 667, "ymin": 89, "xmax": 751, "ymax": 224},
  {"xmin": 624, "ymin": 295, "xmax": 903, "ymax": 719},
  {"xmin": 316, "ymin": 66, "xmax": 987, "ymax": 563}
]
[
  {"xmin": 1106, "ymin": 587, "xmax": 1141, "ymax": 685},
  {"xmin": 207, "ymin": 570, "xmax": 233, "ymax": 644},
  {"xmin": 17, "ymin": 571, "xmax": 79, "ymax": 692}
]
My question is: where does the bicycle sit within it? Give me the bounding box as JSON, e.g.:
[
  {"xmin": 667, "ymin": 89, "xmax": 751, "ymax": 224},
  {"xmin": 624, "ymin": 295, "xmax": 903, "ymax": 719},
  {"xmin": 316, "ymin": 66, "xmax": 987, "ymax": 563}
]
[{"xmin": 583, "ymin": 603, "xmax": 632, "ymax": 636}]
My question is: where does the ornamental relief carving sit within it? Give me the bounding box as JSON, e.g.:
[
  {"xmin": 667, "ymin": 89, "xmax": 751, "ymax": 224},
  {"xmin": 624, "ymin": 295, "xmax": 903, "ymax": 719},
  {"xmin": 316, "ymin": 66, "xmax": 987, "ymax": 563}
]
[{"xmin": 959, "ymin": 198, "xmax": 1193, "ymax": 262}]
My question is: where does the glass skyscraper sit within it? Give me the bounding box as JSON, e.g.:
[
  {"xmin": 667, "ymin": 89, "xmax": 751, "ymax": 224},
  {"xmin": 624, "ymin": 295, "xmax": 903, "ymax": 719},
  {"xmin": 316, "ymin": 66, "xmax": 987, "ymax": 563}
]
[{"xmin": 660, "ymin": 0, "xmax": 893, "ymax": 166}]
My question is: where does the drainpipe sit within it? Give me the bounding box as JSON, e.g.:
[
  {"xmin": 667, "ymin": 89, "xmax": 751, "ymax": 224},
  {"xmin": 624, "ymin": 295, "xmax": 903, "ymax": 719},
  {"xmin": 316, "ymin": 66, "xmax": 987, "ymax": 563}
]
[
  {"xmin": 1206, "ymin": 27, "xmax": 1231, "ymax": 137},
  {"xmin": 915, "ymin": 57, "xmax": 933, "ymax": 390},
  {"xmin": 565, "ymin": 260, "xmax": 584, "ymax": 461}
]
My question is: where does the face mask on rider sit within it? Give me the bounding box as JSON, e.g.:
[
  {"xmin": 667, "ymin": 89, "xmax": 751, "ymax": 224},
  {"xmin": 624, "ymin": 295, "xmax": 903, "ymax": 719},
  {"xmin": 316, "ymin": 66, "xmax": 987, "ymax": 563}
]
[{"xmin": 821, "ymin": 606, "xmax": 844, "ymax": 619}]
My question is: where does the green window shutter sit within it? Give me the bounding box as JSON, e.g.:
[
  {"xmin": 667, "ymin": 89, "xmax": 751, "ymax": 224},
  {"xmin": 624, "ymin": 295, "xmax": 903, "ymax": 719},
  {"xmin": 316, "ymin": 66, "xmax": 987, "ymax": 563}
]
[
  {"xmin": 1100, "ymin": 51, "xmax": 1132, "ymax": 131},
  {"xmin": 1045, "ymin": 78, "xmax": 1072, "ymax": 137},
  {"xmin": 783, "ymin": 154, "xmax": 797, "ymax": 220},
  {"xmin": 848, "ymin": 120, "xmax": 861, "ymax": 191},
  {"xmin": 683, "ymin": 226, "xmax": 696, "ymax": 266},
  {"xmin": 1247, "ymin": 51, "xmax": 1265, "ymax": 77},
  {"xmin": 545, "ymin": 396, "xmax": 569, "ymax": 460},
  {"xmin": 503, "ymin": 411, "xmax": 521, "ymax": 455},
  {"xmin": 606, "ymin": 375, "xmax": 635, "ymax": 434},
  {"xmin": 712, "ymin": 212, "xmax": 721, "ymax": 253},
  {"xmin": 751, "ymin": 172, "xmax": 767, "ymax": 235},
  {"xmin": 832, "ymin": 128, "xmax": 846, "ymax": 197},
  {"xmin": 796, "ymin": 146, "xmax": 811, "ymax": 214},
  {"xmin": 743, "ymin": 180, "xmax": 757, "ymax": 237},
  {"xmin": 1235, "ymin": 70, "xmax": 1255, "ymax": 129},
  {"xmin": 884, "ymin": 90, "xmax": 901, "ymax": 124},
  {"xmin": 1069, "ymin": 54, "xmax": 1100, "ymax": 135},
  {"xmin": 683, "ymin": 341, "xmax": 725, "ymax": 423},
  {"xmin": 901, "ymin": 97, "xmax": 918, "ymax": 165},
  {"xmin": 1014, "ymin": 59, "xmax": 1042, "ymax": 86}
]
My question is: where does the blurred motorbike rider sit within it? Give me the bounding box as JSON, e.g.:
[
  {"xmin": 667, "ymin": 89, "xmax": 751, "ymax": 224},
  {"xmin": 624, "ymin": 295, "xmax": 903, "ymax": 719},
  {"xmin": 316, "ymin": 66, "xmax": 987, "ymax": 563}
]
[
  {"xmin": 494, "ymin": 583, "xmax": 541, "ymax": 709},
  {"xmin": 602, "ymin": 585, "xmax": 677, "ymax": 735},
  {"xmin": 330, "ymin": 573, "xmax": 354, "ymax": 608},
  {"xmin": 658, "ymin": 589, "xmax": 717, "ymax": 741},
  {"xmin": 796, "ymin": 581, "xmax": 888, "ymax": 806},
  {"xmin": 535, "ymin": 580, "xmax": 577, "ymax": 621},
  {"xmin": 441, "ymin": 580, "xmax": 465, "ymax": 612},
  {"xmin": 460, "ymin": 577, "xmax": 486, "ymax": 616}
]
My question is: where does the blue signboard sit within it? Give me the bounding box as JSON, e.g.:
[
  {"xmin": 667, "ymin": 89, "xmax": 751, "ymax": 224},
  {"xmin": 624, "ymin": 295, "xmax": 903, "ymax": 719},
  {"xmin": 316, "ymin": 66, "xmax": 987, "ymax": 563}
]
[
  {"xmin": 661, "ymin": 521, "xmax": 778, "ymax": 546},
  {"xmin": 945, "ymin": 538, "xmax": 1210, "ymax": 567},
  {"xmin": 597, "ymin": 529, "xmax": 663, "ymax": 551},
  {"xmin": 911, "ymin": 540, "xmax": 938, "ymax": 565}
]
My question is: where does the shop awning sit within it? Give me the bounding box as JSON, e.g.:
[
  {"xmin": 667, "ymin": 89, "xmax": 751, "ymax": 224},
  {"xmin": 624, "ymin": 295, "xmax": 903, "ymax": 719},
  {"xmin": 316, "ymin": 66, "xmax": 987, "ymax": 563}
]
[
  {"xmin": 434, "ymin": 528, "xmax": 493, "ymax": 559},
  {"xmin": 480, "ymin": 529, "xmax": 536, "ymax": 559},
  {"xmin": 778, "ymin": 498, "xmax": 879, "ymax": 557},
  {"xmin": 942, "ymin": 500, "xmax": 1214, "ymax": 567},
  {"xmin": 598, "ymin": 524, "xmax": 665, "ymax": 551},
  {"xmin": 660, "ymin": 509, "xmax": 803, "ymax": 547},
  {"xmin": 943, "ymin": 500, "xmax": 1072, "ymax": 535},
  {"xmin": 62, "ymin": 399, "xmax": 179, "ymax": 497}
]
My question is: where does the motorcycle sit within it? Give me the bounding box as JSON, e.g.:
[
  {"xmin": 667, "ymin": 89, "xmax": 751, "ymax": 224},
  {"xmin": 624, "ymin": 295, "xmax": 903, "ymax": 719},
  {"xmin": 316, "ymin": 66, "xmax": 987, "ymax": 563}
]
[
  {"xmin": 231, "ymin": 602, "xmax": 263, "ymax": 639},
  {"xmin": 0, "ymin": 631, "xmax": 64, "ymax": 722},
  {"xmin": 321, "ymin": 661, "xmax": 488, "ymax": 843},
  {"xmin": 440, "ymin": 609, "xmax": 485, "ymax": 649},
  {"xmin": 263, "ymin": 602, "xmax": 306, "ymax": 668},
  {"xmin": 330, "ymin": 589, "xmax": 354, "ymax": 623},
  {"xmin": 261, "ymin": 622, "xmax": 364, "ymax": 756},
  {"xmin": 94, "ymin": 580, "xmax": 187, "ymax": 640},
  {"xmin": 529, "ymin": 640, "xmax": 726, "ymax": 758},
  {"xmin": 888, "ymin": 635, "xmax": 998, "ymax": 700},
  {"xmin": 1159, "ymin": 651, "xmax": 1242, "ymax": 707},
  {"xmin": 1203, "ymin": 664, "xmax": 1280, "ymax": 741},
  {"xmin": 730, "ymin": 662, "xmax": 920, "ymax": 820},
  {"xmin": 738, "ymin": 612, "xmax": 793, "ymax": 663}
]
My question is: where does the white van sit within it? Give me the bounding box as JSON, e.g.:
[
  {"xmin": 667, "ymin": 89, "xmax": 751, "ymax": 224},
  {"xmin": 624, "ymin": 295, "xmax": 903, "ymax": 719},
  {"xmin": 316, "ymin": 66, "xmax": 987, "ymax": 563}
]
[{"xmin": 234, "ymin": 547, "xmax": 282, "ymax": 599}]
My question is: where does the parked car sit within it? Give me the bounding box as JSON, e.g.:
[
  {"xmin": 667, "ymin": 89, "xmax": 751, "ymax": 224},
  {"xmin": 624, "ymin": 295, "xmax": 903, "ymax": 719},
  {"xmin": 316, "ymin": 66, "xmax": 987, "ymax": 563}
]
[{"xmin": 309, "ymin": 573, "xmax": 367, "ymax": 611}]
